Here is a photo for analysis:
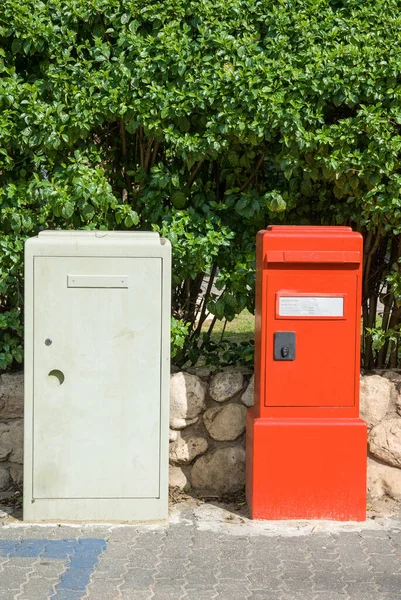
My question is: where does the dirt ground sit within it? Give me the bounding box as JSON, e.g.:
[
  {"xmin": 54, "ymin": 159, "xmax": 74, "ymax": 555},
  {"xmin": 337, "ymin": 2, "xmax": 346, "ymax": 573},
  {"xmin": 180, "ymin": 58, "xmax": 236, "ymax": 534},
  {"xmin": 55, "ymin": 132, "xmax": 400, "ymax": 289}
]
[
  {"xmin": 168, "ymin": 487, "xmax": 401, "ymax": 526},
  {"xmin": 1, "ymin": 486, "xmax": 400, "ymax": 526}
]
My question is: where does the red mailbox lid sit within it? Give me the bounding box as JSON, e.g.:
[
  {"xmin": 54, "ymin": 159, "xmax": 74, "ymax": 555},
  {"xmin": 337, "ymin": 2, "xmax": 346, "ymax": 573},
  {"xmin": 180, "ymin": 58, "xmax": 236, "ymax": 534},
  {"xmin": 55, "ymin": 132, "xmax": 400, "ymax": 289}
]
[{"xmin": 262, "ymin": 226, "xmax": 362, "ymax": 266}]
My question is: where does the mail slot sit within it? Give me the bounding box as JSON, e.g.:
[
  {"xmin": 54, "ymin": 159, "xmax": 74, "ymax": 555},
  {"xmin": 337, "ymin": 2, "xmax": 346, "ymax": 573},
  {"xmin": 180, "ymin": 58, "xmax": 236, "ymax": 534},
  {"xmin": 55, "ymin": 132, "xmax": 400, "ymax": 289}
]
[{"xmin": 246, "ymin": 226, "xmax": 367, "ymax": 521}]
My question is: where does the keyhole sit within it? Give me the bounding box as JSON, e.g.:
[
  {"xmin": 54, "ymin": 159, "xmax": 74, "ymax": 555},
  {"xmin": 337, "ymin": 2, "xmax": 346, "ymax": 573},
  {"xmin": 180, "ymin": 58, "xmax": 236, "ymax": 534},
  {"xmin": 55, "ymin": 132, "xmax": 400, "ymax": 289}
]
[{"xmin": 281, "ymin": 346, "xmax": 289, "ymax": 358}]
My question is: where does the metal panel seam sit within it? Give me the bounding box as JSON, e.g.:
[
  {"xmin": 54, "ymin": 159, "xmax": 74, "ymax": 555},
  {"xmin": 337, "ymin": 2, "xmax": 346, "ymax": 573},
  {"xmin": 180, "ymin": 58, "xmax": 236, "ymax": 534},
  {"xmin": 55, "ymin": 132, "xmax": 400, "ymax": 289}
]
[
  {"xmin": 32, "ymin": 256, "xmax": 36, "ymax": 501},
  {"xmin": 158, "ymin": 256, "xmax": 163, "ymax": 500}
]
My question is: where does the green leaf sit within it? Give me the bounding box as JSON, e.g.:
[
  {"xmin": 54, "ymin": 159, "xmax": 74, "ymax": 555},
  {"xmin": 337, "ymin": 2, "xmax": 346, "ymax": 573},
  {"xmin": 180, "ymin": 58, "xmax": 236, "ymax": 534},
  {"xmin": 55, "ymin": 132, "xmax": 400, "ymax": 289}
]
[{"xmin": 62, "ymin": 201, "xmax": 75, "ymax": 219}]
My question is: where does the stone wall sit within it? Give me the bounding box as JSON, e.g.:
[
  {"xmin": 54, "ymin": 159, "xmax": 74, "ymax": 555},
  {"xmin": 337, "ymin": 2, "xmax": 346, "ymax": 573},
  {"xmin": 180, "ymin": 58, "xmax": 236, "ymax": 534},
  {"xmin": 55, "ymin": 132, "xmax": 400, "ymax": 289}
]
[
  {"xmin": 2, "ymin": 368, "xmax": 401, "ymax": 502},
  {"xmin": 362, "ymin": 371, "xmax": 401, "ymax": 501},
  {"xmin": 169, "ymin": 368, "xmax": 253, "ymax": 494},
  {"xmin": 0, "ymin": 373, "xmax": 24, "ymax": 491}
]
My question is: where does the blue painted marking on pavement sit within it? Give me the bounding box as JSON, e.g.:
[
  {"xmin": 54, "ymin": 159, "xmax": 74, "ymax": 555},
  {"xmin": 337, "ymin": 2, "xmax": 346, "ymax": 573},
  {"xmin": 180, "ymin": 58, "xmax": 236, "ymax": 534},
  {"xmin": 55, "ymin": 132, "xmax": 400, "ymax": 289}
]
[
  {"xmin": 13, "ymin": 540, "xmax": 47, "ymax": 557},
  {"xmin": 47, "ymin": 592, "xmax": 83, "ymax": 600},
  {"xmin": 55, "ymin": 567, "xmax": 95, "ymax": 592},
  {"xmin": 42, "ymin": 540, "xmax": 77, "ymax": 559},
  {"xmin": 0, "ymin": 538, "xmax": 106, "ymax": 599},
  {"xmin": 53, "ymin": 539, "xmax": 106, "ymax": 597}
]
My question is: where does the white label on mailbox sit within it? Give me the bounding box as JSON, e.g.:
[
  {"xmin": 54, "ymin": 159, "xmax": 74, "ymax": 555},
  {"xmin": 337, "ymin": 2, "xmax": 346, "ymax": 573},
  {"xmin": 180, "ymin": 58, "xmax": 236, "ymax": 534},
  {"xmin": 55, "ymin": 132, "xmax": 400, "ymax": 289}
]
[{"xmin": 278, "ymin": 296, "xmax": 344, "ymax": 317}]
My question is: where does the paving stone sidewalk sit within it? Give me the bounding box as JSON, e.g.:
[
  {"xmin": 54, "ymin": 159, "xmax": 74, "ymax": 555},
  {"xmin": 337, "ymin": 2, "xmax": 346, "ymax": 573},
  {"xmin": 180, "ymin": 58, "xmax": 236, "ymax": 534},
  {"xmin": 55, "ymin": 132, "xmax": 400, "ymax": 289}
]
[{"xmin": 1, "ymin": 502, "xmax": 401, "ymax": 600}]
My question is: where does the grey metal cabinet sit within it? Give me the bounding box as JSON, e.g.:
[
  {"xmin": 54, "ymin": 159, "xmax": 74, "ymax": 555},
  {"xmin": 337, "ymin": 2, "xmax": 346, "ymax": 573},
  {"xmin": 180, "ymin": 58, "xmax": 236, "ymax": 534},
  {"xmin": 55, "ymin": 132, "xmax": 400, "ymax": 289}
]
[{"xmin": 24, "ymin": 231, "xmax": 171, "ymax": 522}]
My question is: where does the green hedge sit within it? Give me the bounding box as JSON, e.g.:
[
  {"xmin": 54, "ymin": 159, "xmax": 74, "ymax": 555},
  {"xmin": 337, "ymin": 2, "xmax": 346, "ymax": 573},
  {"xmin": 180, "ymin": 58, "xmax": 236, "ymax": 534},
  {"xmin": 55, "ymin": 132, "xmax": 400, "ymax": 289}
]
[{"xmin": 1, "ymin": 0, "xmax": 401, "ymax": 370}]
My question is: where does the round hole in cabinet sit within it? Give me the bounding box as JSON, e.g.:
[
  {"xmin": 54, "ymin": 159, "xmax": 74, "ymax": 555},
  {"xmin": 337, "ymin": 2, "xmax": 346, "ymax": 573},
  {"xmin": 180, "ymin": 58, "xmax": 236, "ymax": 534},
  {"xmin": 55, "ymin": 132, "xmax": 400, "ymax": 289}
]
[{"xmin": 47, "ymin": 369, "xmax": 65, "ymax": 387}]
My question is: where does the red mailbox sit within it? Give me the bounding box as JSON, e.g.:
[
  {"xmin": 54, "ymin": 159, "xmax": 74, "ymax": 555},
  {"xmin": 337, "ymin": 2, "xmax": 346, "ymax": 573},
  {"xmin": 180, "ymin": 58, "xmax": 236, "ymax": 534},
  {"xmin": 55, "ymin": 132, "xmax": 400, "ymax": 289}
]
[{"xmin": 246, "ymin": 226, "xmax": 367, "ymax": 520}]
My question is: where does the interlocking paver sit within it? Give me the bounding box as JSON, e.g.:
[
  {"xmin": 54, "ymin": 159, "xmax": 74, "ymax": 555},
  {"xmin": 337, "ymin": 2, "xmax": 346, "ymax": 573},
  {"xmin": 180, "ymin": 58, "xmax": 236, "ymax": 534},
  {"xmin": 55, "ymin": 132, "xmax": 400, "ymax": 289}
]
[
  {"xmin": 120, "ymin": 592, "xmax": 150, "ymax": 600},
  {"xmin": 0, "ymin": 565, "xmax": 32, "ymax": 590},
  {"xmin": 19, "ymin": 527, "xmax": 59, "ymax": 540},
  {"xmin": 152, "ymin": 580, "xmax": 185, "ymax": 598},
  {"xmin": 249, "ymin": 552, "xmax": 281, "ymax": 569},
  {"xmin": 281, "ymin": 576, "xmax": 314, "ymax": 591},
  {"xmin": 153, "ymin": 576, "xmax": 185, "ymax": 589},
  {"xmin": 108, "ymin": 527, "xmax": 136, "ymax": 543},
  {"xmin": 152, "ymin": 594, "xmax": 181, "ymax": 600},
  {"xmin": 361, "ymin": 536, "xmax": 395, "ymax": 555},
  {"xmin": 248, "ymin": 567, "xmax": 282, "ymax": 590},
  {"xmin": 190, "ymin": 554, "xmax": 217, "ymax": 568},
  {"xmin": 0, "ymin": 529, "xmax": 22, "ymax": 540},
  {"xmin": 281, "ymin": 560, "xmax": 313, "ymax": 576},
  {"xmin": 344, "ymin": 580, "xmax": 378, "ymax": 595},
  {"xmin": 213, "ymin": 582, "xmax": 250, "ymax": 600},
  {"xmin": 46, "ymin": 527, "xmax": 84, "ymax": 540},
  {"xmin": 346, "ymin": 595, "xmax": 384, "ymax": 600},
  {"xmin": 213, "ymin": 591, "xmax": 248, "ymax": 600},
  {"xmin": 336, "ymin": 545, "xmax": 367, "ymax": 561},
  {"xmin": 312, "ymin": 573, "xmax": 345, "ymax": 593},
  {"xmin": 307, "ymin": 535, "xmax": 338, "ymax": 550},
  {"xmin": 182, "ymin": 592, "xmax": 216, "ymax": 600},
  {"xmin": 50, "ymin": 591, "xmax": 83, "ymax": 600},
  {"xmin": 19, "ymin": 574, "xmax": 60, "ymax": 598},
  {"xmin": 369, "ymin": 552, "xmax": 401, "ymax": 572},
  {"xmin": 185, "ymin": 566, "xmax": 218, "ymax": 587},
  {"xmin": 285, "ymin": 595, "xmax": 322, "ymax": 600},
  {"xmin": 374, "ymin": 572, "xmax": 401, "ymax": 594},
  {"xmin": 100, "ymin": 542, "xmax": 132, "ymax": 560},
  {"xmin": 312, "ymin": 558, "xmax": 341, "ymax": 572},
  {"xmin": 0, "ymin": 557, "xmax": 8, "ymax": 570},
  {"xmin": 0, "ymin": 591, "xmax": 18, "ymax": 600},
  {"xmin": 121, "ymin": 567, "xmax": 156, "ymax": 590},
  {"xmin": 218, "ymin": 560, "xmax": 249, "ymax": 580},
  {"xmin": 2, "ymin": 505, "xmax": 401, "ymax": 599},
  {"xmin": 192, "ymin": 544, "xmax": 218, "ymax": 558},
  {"xmin": 249, "ymin": 593, "xmax": 279, "ymax": 600},
  {"xmin": 32, "ymin": 559, "xmax": 68, "ymax": 579},
  {"xmin": 5, "ymin": 556, "xmax": 38, "ymax": 568},
  {"xmin": 91, "ymin": 557, "xmax": 126, "ymax": 579},
  {"xmin": 190, "ymin": 533, "xmax": 217, "ymax": 550},
  {"xmin": 360, "ymin": 530, "xmax": 390, "ymax": 539},
  {"xmin": 312, "ymin": 593, "xmax": 348, "ymax": 600},
  {"xmin": 155, "ymin": 559, "xmax": 186, "ymax": 579},
  {"xmin": 133, "ymin": 532, "xmax": 166, "ymax": 550},
  {"xmin": 85, "ymin": 577, "xmax": 121, "ymax": 599}
]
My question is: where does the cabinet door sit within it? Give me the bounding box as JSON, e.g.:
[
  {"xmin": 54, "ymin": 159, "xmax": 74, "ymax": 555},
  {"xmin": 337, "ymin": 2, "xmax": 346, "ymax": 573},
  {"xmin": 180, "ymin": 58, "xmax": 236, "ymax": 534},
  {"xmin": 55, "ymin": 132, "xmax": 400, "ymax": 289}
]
[
  {"xmin": 33, "ymin": 257, "xmax": 162, "ymax": 499},
  {"xmin": 265, "ymin": 272, "xmax": 358, "ymax": 408}
]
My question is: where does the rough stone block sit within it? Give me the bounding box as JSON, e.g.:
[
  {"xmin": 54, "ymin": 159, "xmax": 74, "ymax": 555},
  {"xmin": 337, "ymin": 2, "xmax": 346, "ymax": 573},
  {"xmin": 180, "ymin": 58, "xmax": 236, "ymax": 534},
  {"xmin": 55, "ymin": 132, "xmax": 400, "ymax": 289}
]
[
  {"xmin": 360, "ymin": 375, "xmax": 394, "ymax": 429},
  {"xmin": 169, "ymin": 466, "xmax": 189, "ymax": 490},
  {"xmin": 203, "ymin": 404, "xmax": 246, "ymax": 441},
  {"xmin": 369, "ymin": 418, "xmax": 401, "ymax": 468},
  {"xmin": 209, "ymin": 371, "xmax": 243, "ymax": 402},
  {"xmin": 170, "ymin": 372, "xmax": 207, "ymax": 429},
  {"xmin": 241, "ymin": 374, "xmax": 254, "ymax": 407},
  {"xmin": 169, "ymin": 433, "xmax": 208, "ymax": 465},
  {"xmin": 0, "ymin": 373, "xmax": 24, "ymax": 419},
  {"xmin": 191, "ymin": 446, "xmax": 245, "ymax": 493},
  {"xmin": 0, "ymin": 465, "xmax": 11, "ymax": 491},
  {"xmin": 368, "ymin": 456, "xmax": 401, "ymax": 500}
]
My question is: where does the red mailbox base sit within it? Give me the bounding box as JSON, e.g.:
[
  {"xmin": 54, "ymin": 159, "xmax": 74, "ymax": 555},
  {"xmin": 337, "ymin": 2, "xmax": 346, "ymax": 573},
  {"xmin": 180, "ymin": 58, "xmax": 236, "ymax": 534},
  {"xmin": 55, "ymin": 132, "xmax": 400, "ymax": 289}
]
[{"xmin": 246, "ymin": 411, "xmax": 367, "ymax": 521}]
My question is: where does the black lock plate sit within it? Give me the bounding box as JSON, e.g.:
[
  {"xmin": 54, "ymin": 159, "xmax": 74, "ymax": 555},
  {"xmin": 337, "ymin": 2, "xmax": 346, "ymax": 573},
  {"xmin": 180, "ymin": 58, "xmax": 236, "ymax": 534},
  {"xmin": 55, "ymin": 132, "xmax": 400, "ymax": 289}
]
[{"xmin": 274, "ymin": 332, "xmax": 296, "ymax": 361}]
